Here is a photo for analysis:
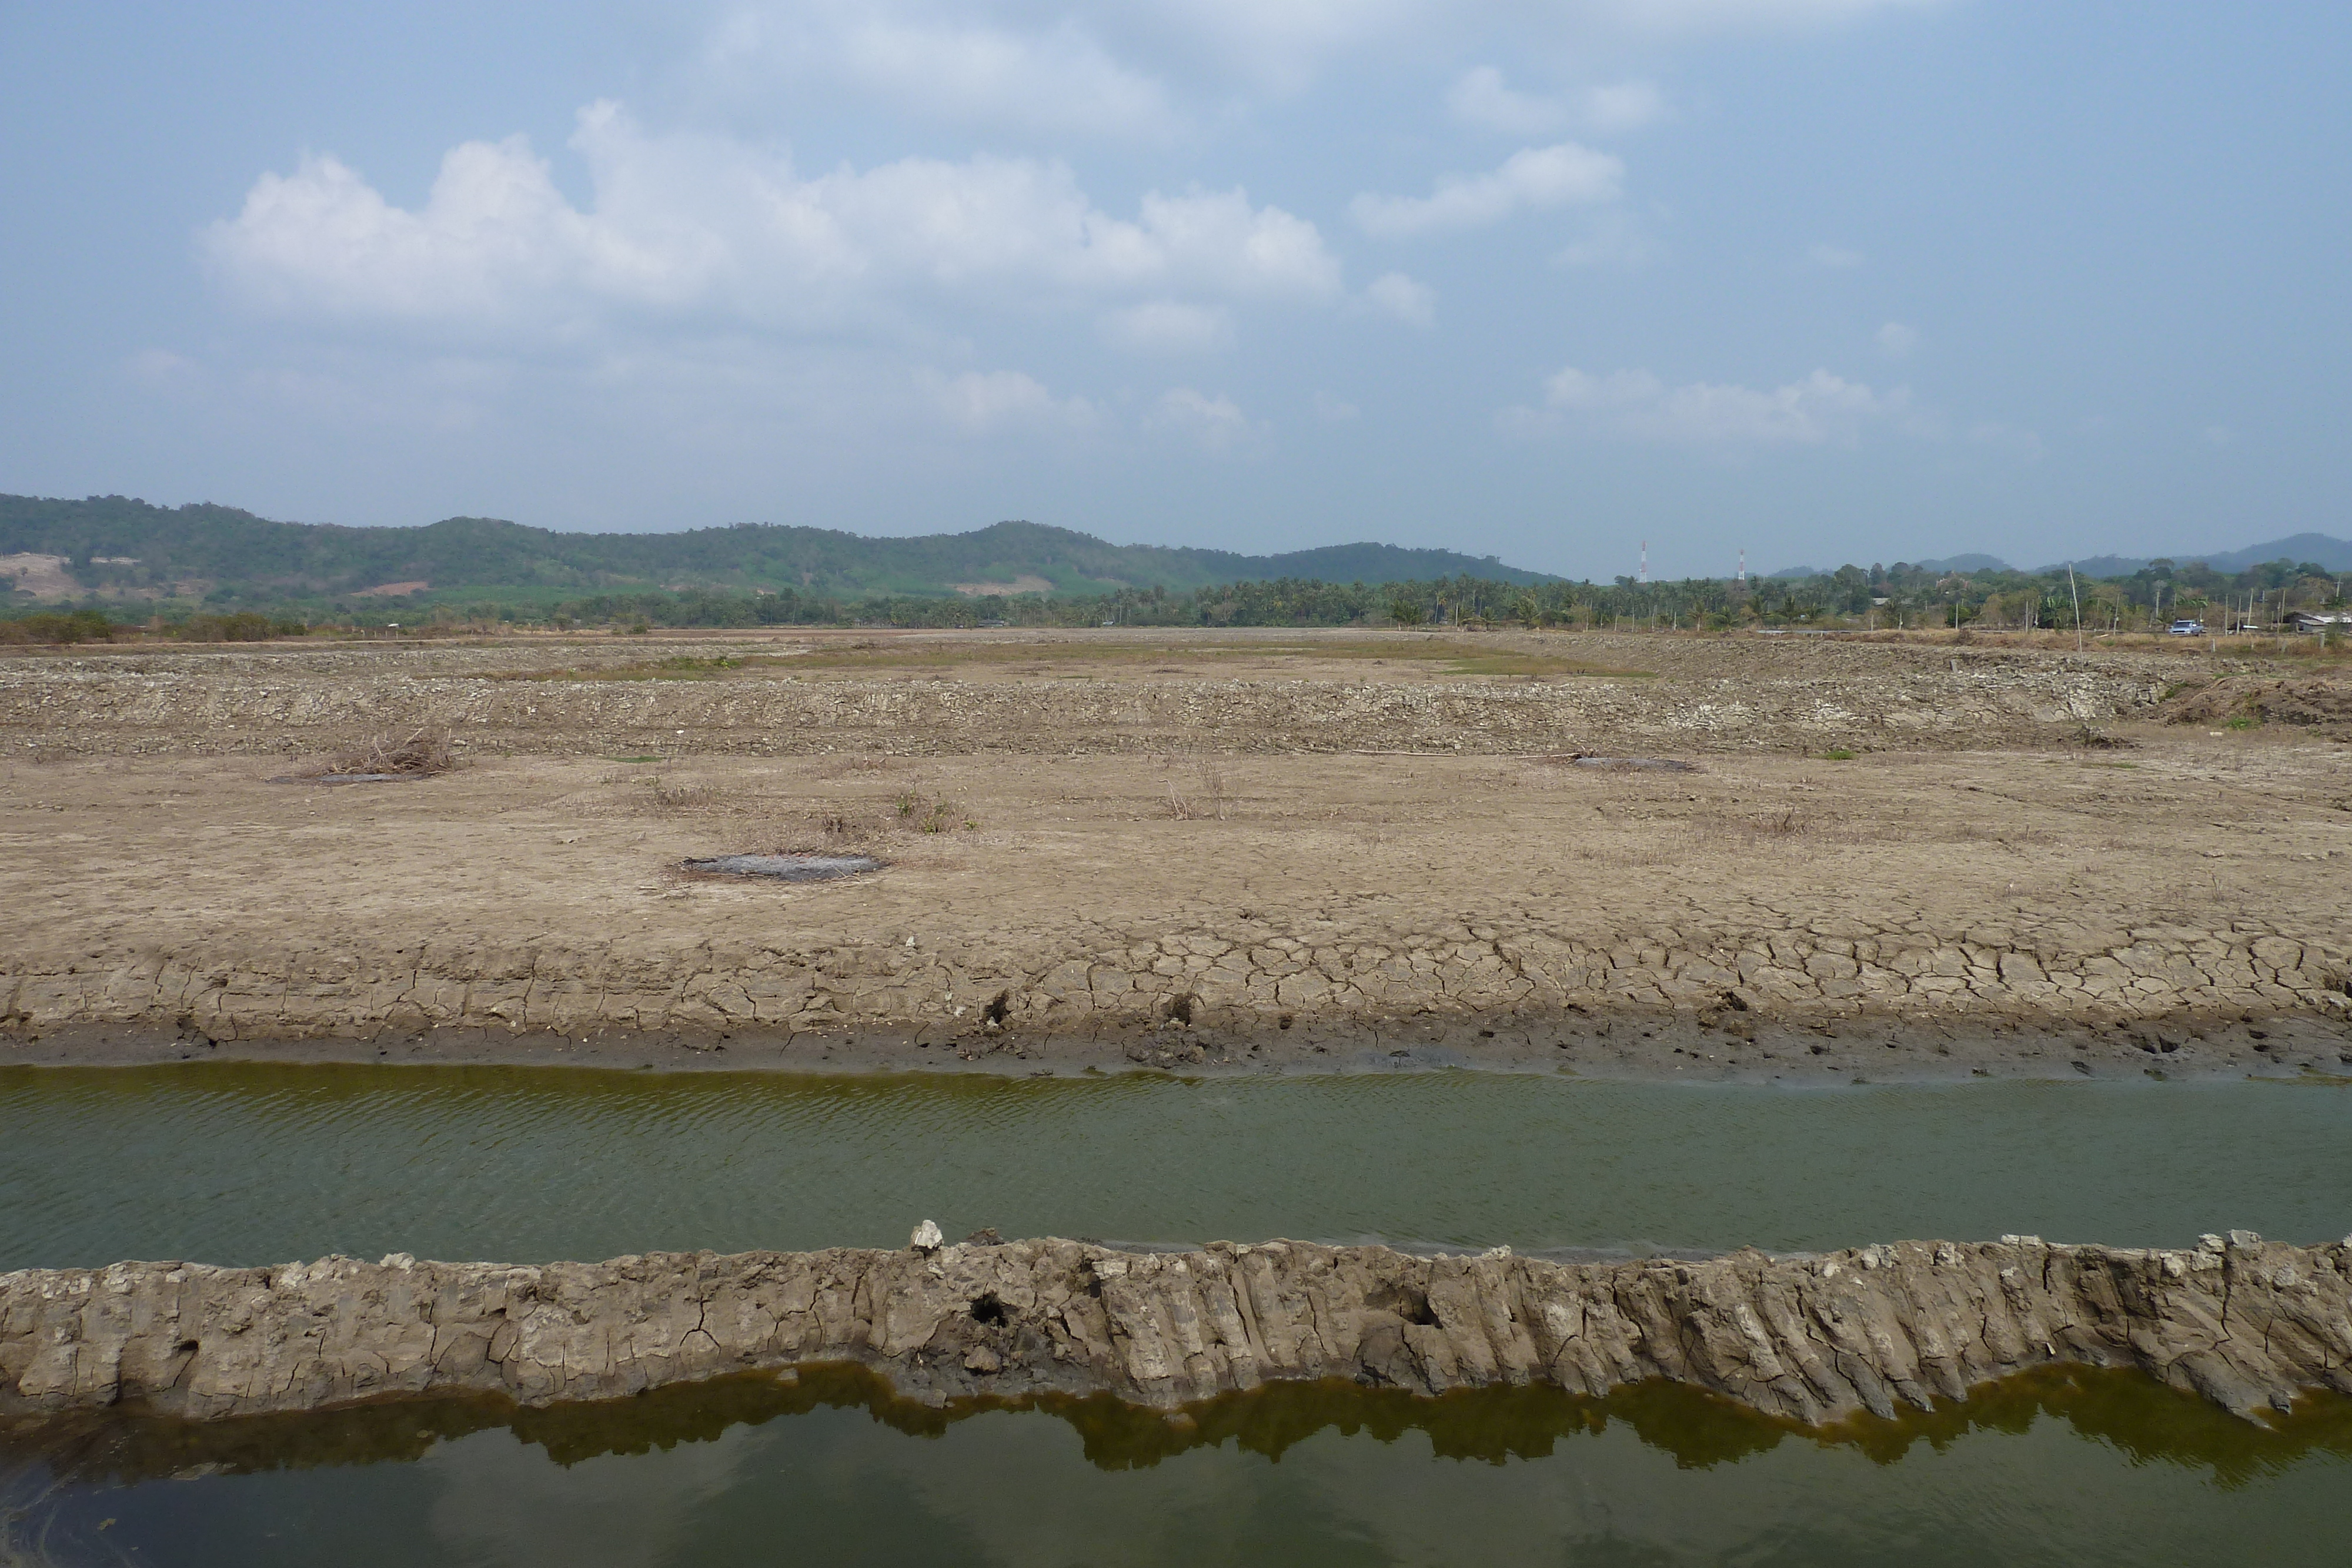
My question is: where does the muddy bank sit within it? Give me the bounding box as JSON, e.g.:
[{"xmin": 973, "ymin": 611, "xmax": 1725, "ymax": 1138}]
[
  {"xmin": 9, "ymin": 685, "xmax": 2348, "ymax": 1078},
  {"xmin": 7, "ymin": 1008, "xmax": 2352, "ymax": 1082},
  {"xmin": 0, "ymin": 634, "xmax": 2172, "ymax": 759},
  {"xmin": 5, "ymin": 901, "xmax": 2348, "ymax": 1079},
  {"xmin": 6, "ymin": 1234, "xmax": 2348, "ymax": 1432}
]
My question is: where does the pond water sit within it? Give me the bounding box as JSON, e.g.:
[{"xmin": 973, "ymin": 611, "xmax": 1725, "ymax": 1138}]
[{"xmin": 4, "ymin": 1065, "xmax": 2349, "ymax": 1565}]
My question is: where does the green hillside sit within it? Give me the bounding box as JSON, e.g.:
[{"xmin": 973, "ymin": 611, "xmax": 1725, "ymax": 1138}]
[{"xmin": 0, "ymin": 494, "xmax": 1555, "ymax": 606}]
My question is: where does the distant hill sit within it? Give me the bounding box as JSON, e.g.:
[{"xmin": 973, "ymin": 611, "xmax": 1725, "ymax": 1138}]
[
  {"xmin": 0, "ymin": 494, "xmax": 1558, "ymax": 604},
  {"xmin": 2043, "ymin": 534, "xmax": 2352, "ymax": 577},
  {"xmin": 1908, "ymin": 553, "xmax": 2013, "ymax": 574},
  {"xmin": 1766, "ymin": 554, "xmax": 2013, "ymax": 580}
]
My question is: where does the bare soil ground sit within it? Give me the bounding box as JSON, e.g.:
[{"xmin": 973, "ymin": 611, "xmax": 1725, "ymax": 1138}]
[{"xmin": 4, "ymin": 627, "xmax": 2348, "ymax": 1081}]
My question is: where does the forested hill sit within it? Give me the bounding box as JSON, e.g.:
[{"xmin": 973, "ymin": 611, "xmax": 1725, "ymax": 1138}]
[{"xmin": 0, "ymin": 494, "xmax": 1555, "ymax": 603}]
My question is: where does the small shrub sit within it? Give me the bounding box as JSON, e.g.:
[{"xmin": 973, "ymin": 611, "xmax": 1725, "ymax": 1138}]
[
  {"xmin": 1161, "ymin": 754, "xmax": 1229, "ymax": 820},
  {"xmin": 166, "ymin": 610, "xmax": 290, "ymax": 643},
  {"xmin": 891, "ymin": 791, "xmax": 973, "ymax": 833},
  {"xmin": 0, "ymin": 608, "xmax": 120, "ymax": 644},
  {"xmin": 324, "ymin": 725, "xmax": 457, "ymax": 777},
  {"xmin": 1823, "ymin": 748, "xmax": 1857, "ymax": 761}
]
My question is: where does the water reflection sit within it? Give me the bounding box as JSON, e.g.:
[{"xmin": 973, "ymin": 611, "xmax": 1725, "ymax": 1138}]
[
  {"xmin": 9, "ymin": 1370, "xmax": 2351, "ymax": 1567},
  {"xmin": 12, "ymin": 1365, "xmax": 2350, "ymax": 1486}
]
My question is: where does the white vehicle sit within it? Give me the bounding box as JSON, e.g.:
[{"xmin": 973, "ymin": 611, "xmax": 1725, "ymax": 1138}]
[{"xmin": 2166, "ymin": 618, "xmax": 2206, "ymax": 636}]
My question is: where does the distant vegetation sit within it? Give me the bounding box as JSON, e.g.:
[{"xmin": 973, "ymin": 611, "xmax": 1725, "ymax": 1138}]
[
  {"xmin": 1, "ymin": 492, "xmax": 2344, "ymax": 643},
  {"xmin": 0, "ymin": 493, "xmax": 1551, "ymax": 607}
]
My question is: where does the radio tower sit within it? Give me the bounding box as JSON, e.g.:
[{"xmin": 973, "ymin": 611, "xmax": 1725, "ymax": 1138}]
[
  {"xmin": 1738, "ymin": 549, "xmax": 1746, "ymax": 586},
  {"xmin": 1639, "ymin": 541, "xmax": 1649, "ymax": 585}
]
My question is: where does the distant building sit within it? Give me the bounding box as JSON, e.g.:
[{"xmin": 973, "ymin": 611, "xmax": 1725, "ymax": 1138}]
[{"xmin": 2287, "ymin": 611, "xmax": 2351, "ymax": 631}]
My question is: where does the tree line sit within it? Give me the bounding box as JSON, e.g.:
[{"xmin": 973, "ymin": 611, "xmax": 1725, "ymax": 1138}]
[{"xmin": 6, "ymin": 556, "xmax": 2344, "ymax": 641}]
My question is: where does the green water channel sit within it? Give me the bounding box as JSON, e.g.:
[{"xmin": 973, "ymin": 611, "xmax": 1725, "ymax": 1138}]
[{"xmin": 4, "ymin": 1065, "xmax": 2351, "ymax": 1565}]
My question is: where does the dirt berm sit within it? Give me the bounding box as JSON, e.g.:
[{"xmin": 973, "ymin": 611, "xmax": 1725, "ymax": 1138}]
[
  {"xmin": 5, "ymin": 1232, "xmax": 2347, "ymax": 1433},
  {"xmin": 6, "ymin": 630, "xmax": 2350, "ymax": 1077}
]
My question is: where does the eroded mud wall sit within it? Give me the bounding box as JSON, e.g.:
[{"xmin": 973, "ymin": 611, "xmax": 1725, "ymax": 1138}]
[{"xmin": 6, "ymin": 1235, "xmax": 2347, "ymax": 1429}]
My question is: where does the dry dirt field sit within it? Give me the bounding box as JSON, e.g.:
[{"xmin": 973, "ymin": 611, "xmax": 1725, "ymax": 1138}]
[{"xmin": 3, "ymin": 627, "xmax": 2348, "ymax": 1081}]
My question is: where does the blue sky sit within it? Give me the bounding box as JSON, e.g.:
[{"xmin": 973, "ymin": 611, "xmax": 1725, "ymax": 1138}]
[{"xmin": 1, "ymin": 1, "xmax": 2345, "ymax": 577}]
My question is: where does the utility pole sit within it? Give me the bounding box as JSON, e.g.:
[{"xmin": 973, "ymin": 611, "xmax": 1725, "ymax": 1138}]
[{"xmin": 2067, "ymin": 563, "xmax": 2082, "ymax": 653}]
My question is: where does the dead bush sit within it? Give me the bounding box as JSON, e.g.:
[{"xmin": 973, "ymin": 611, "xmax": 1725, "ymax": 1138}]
[
  {"xmin": 1161, "ymin": 754, "xmax": 1228, "ymax": 821},
  {"xmin": 323, "ymin": 726, "xmax": 456, "ymax": 777},
  {"xmin": 640, "ymin": 774, "xmax": 721, "ymax": 812}
]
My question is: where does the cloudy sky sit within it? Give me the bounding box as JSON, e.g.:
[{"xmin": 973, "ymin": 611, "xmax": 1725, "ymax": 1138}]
[{"xmin": 1, "ymin": 2, "xmax": 2344, "ymax": 577}]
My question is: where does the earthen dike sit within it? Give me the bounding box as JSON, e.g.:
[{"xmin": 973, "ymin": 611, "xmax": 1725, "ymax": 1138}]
[
  {"xmin": 6, "ymin": 1233, "xmax": 2347, "ymax": 1432},
  {"xmin": 3, "ymin": 629, "xmax": 2346, "ymax": 1078}
]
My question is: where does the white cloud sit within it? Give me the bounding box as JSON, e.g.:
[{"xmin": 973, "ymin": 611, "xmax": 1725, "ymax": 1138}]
[
  {"xmin": 1100, "ymin": 299, "xmax": 1234, "ymax": 352},
  {"xmin": 204, "ymin": 102, "xmax": 1344, "ymax": 336},
  {"xmin": 1510, "ymin": 364, "xmax": 1903, "ymax": 444},
  {"xmin": 917, "ymin": 367, "xmax": 1100, "ymax": 432},
  {"xmin": 1553, "ymin": 210, "xmax": 1658, "ymax": 269},
  {"xmin": 1583, "ymin": 0, "xmax": 1944, "ymax": 35},
  {"xmin": 1312, "ymin": 389, "xmax": 1360, "ymax": 422},
  {"xmin": 1150, "ymin": 385, "xmax": 1261, "ymax": 450},
  {"xmin": 703, "ymin": 8, "xmax": 1179, "ymax": 138},
  {"xmin": 704, "ymin": 2, "xmax": 1942, "ymax": 116},
  {"xmin": 1448, "ymin": 68, "xmax": 1667, "ymax": 136},
  {"xmin": 1448, "ymin": 66, "xmax": 1566, "ymax": 135},
  {"xmin": 1875, "ymin": 320, "xmax": 1917, "ymax": 356},
  {"xmin": 1582, "ymin": 79, "xmax": 1669, "ymax": 132},
  {"xmin": 1352, "ymin": 143, "xmax": 1623, "ymax": 238},
  {"xmin": 1807, "ymin": 242, "xmax": 1866, "ymax": 269},
  {"xmin": 831, "ymin": 17, "xmax": 1177, "ymax": 138},
  {"xmin": 1360, "ymin": 271, "xmax": 1435, "ymax": 327}
]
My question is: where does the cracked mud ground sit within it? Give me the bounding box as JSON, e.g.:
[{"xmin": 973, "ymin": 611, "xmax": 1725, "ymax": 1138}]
[{"xmin": 3, "ymin": 627, "xmax": 2348, "ymax": 1079}]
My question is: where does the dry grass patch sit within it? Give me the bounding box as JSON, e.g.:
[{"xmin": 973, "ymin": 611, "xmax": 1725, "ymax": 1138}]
[
  {"xmin": 319, "ymin": 726, "xmax": 457, "ymax": 778},
  {"xmin": 893, "ymin": 790, "xmax": 978, "ymax": 834},
  {"xmin": 1158, "ymin": 755, "xmax": 1230, "ymax": 821}
]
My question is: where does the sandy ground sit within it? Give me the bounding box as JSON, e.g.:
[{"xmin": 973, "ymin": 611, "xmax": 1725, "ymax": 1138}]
[{"xmin": 4, "ymin": 626, "xmax": 2350, "ymax": 1082}]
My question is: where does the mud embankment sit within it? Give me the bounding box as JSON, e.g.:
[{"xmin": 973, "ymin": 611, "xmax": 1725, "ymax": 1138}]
[
  {"xmin": 0, "ymin": 654, "xmax": 2162, "ymax": 758},
  {"xmin": 5, "ymin": 919, "xmax": 2348, "ymax": 1075},
  {"xmin": 7, "ymin": 1234, "xmax": 2348, "ymax": 1432}
]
